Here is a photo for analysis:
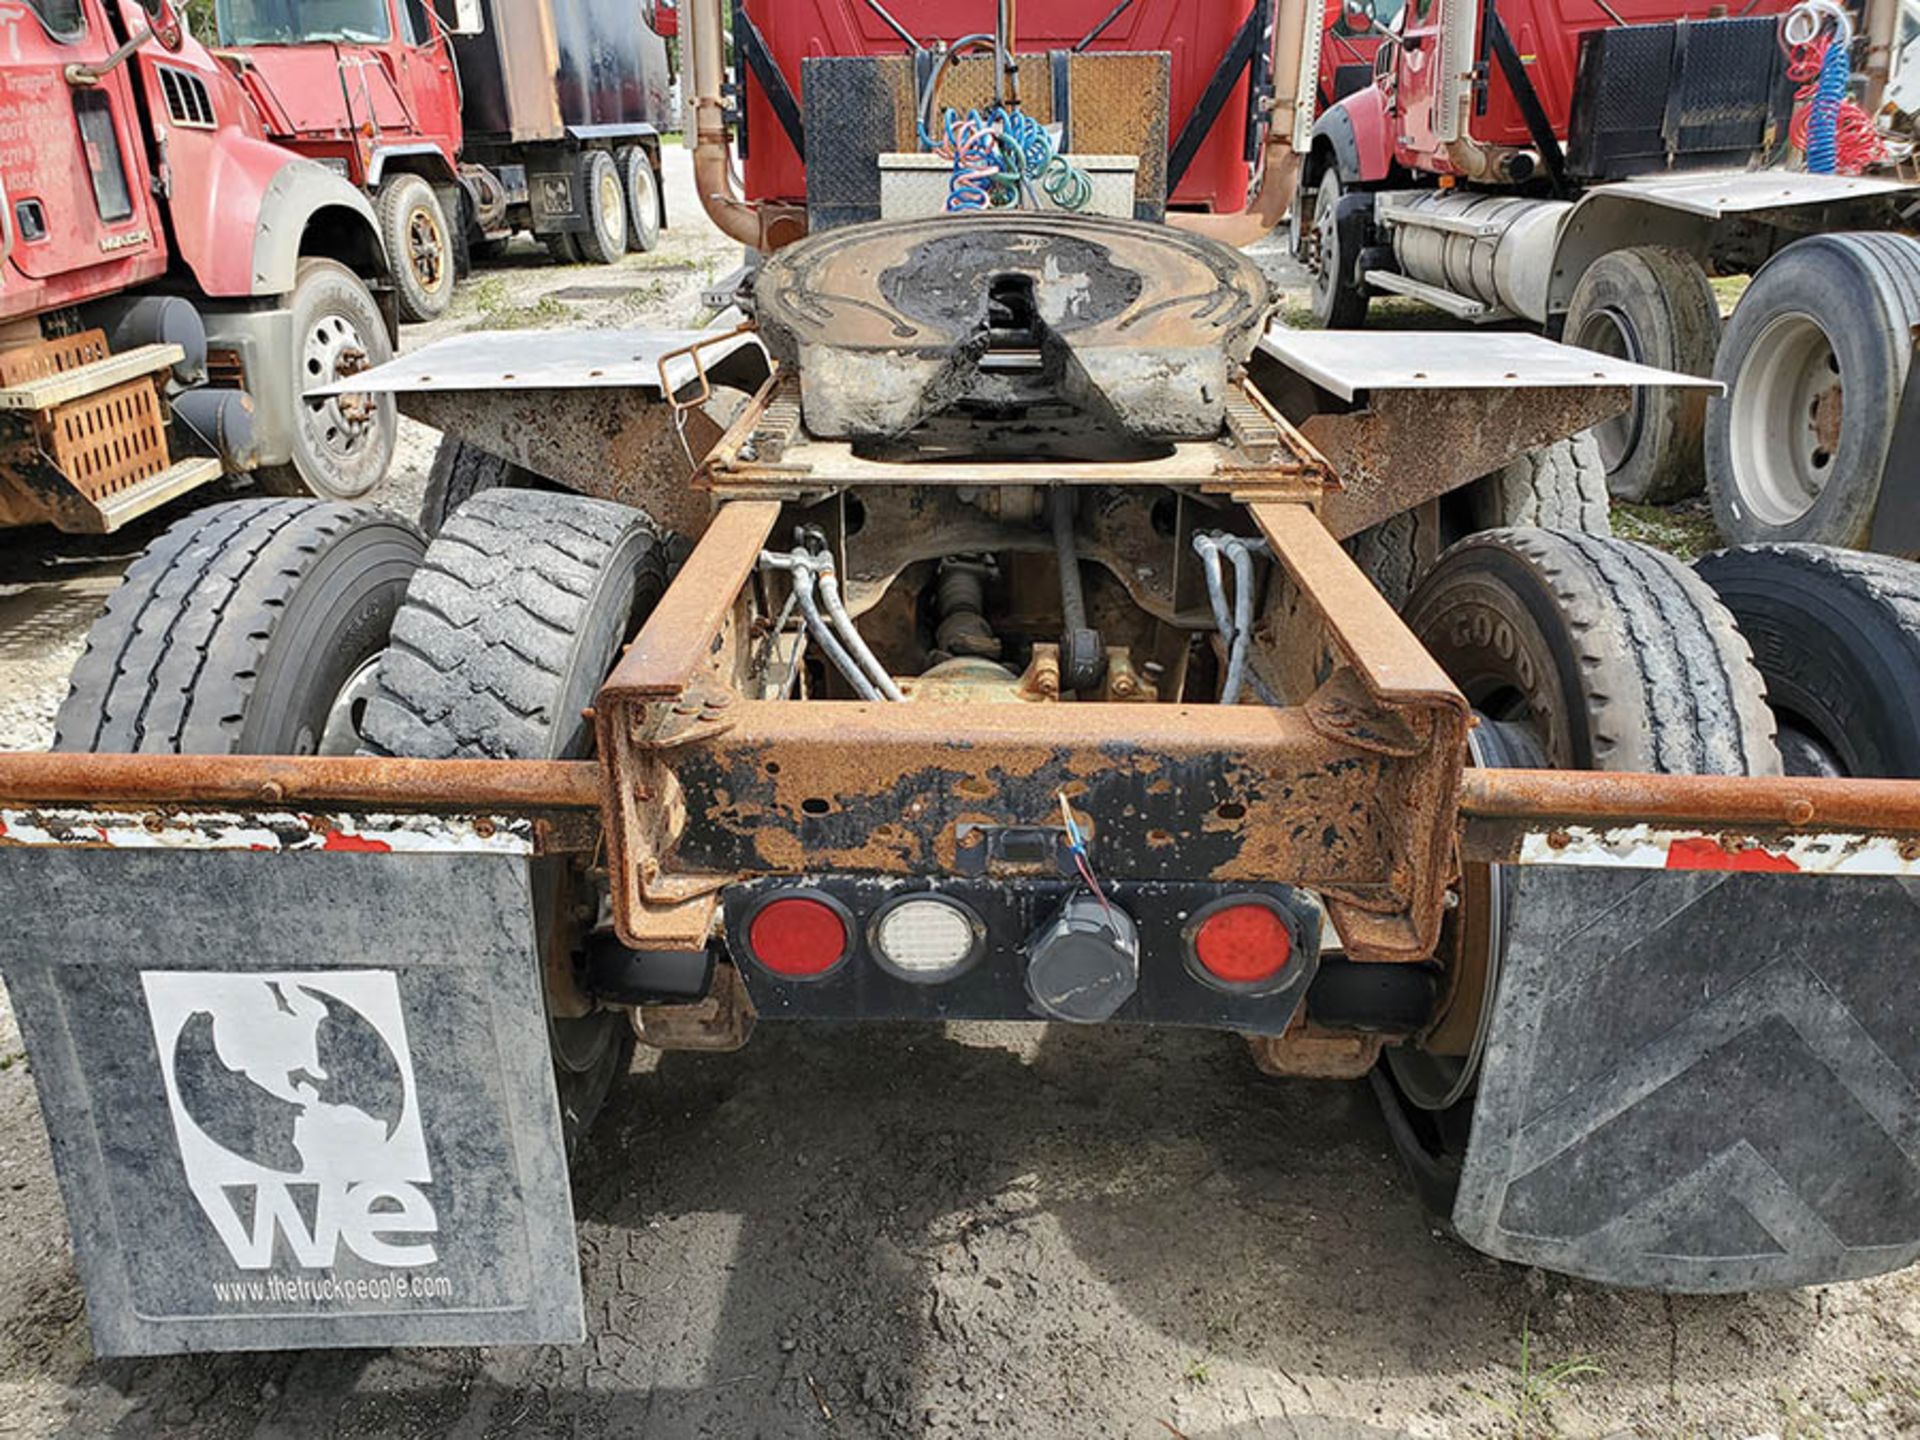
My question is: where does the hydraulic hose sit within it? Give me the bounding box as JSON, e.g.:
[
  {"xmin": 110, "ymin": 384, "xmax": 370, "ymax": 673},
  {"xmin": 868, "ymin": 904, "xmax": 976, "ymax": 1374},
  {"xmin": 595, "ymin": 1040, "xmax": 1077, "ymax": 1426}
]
[{"xmin": 816, "ymin": 564, "xmax": 906, "ymax": 701}]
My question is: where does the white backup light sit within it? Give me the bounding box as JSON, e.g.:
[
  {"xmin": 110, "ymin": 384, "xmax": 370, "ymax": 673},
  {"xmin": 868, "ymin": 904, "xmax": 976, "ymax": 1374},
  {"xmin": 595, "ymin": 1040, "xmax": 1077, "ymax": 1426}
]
[{"xmin": 870, "ymin": 896, "xmax": 981, "ymax": 980}]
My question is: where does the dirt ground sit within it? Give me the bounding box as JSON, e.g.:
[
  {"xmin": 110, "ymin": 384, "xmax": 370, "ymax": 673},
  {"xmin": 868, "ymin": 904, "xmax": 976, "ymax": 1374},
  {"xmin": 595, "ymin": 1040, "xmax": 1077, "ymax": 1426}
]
[{"xmin": 3, "ymin": 150, "xmax": 1920, "ymax": 1440}]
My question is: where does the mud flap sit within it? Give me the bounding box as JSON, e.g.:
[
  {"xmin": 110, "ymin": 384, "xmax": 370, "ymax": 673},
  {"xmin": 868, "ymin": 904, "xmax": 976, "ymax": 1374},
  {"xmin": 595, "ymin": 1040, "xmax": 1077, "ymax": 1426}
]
[
  {"xmin": 0, "ymin": 841, "xmax": 584, "ymax": 1356},
  {"xmin": 1455, "ymin": 866, "xmax": 1920, "ymax": 1291}
]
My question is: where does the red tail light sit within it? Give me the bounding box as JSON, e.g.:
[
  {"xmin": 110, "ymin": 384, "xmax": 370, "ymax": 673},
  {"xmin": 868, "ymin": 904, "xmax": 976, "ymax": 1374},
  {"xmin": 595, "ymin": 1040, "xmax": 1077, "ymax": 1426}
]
[
  {"xmin": 1189, "ymin": 899, "xmax": 1293, "ymax": 989},
  {"xmin": 747, "ymin": 895, "xmax": 850, "ymax": 977}
]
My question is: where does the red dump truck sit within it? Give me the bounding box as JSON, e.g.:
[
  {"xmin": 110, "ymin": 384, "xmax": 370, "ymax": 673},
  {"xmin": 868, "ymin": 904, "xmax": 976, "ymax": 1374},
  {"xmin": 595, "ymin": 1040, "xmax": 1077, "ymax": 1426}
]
[
  {"xmin": 5, "ymin": 0, "xmax": 1920, "ymax": 1362},
  {"xmin": 0, "ymin": 0, "xmax": 394, "ymax": 536},
  {"xmin": 215, "ymin": 0, "xmax": 676, "ymax": 321},
  {"xmin": 1297, "ymin": 0, "xmax": 1920, "ymax": 556}
]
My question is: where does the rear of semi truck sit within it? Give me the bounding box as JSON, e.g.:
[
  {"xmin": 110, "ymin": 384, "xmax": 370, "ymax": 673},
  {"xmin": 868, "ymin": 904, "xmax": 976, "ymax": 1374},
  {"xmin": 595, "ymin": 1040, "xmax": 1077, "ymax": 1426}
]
[{"xmin": 3, "ymin": 0, "xmax": 1920, "ymax": 1360}]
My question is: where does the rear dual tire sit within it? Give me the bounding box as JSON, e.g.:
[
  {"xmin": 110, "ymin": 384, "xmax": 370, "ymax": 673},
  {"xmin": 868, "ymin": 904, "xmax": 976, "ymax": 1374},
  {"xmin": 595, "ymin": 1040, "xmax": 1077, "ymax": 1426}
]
[
  {"xmin": 1378, "ymin": 528, "xmax": 1779, "ymax": 1216},
  {"xmin": 362, "ymin": 489, "xmax": 671, "ymax": 1154},
  {"xmin": 54, "ymin": 500, "xmax": 423, "ymax": 757},
  {"xmin": 1562, "ymin": 246, "xmax": 1719, "ymax": 505},
  {"xmin": 1707, "ymin": 231, "xmax": 1920, "ymax": 550}
]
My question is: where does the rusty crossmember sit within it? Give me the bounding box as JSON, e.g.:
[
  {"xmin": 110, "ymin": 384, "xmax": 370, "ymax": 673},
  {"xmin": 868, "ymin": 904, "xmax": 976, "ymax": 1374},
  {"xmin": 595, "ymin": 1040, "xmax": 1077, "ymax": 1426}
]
[{"xmin": 595, "ymin": 489, "xmax": 1471, "ymax": 962}]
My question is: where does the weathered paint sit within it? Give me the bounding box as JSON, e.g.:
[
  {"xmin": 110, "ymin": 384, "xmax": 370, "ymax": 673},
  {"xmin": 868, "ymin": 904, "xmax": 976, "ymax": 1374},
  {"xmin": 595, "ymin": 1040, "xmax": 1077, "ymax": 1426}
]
[
  {"xmin": 1513, "ymin": 823, "xmax": 1920, "ymax": 877},
  {"xmin": 0, "ymin": 807, "xmax": 534, "ymax": 856}
]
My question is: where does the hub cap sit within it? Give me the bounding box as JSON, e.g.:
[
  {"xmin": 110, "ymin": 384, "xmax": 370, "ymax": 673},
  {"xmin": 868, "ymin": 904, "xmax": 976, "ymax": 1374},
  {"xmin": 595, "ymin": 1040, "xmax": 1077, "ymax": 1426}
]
[
  {"xmin": 1729, "ymin": 311, "xmax": 1843, "ymax": 526},
  {"xmin": 598, "ymin": 167, "xmax": 625, "ymax": 241},
  {"xmin": 407, "ymin": 203, "xmax": 447, "ymax": 293}
]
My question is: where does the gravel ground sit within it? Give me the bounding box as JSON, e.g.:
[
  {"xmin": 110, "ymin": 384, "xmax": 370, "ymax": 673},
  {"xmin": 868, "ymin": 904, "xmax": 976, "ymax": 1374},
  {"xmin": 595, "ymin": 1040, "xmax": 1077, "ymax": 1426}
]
[{"xmin": 3, "ymin": 151, "xmax": 1920, "ymax": 1440}]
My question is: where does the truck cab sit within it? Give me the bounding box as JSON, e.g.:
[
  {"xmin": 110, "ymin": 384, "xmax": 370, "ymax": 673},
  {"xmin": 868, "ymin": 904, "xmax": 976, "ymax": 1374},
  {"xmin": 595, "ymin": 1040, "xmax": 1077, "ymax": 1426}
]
[
  {"xmin": 213, "ymin": 0, "xmax": 462, "ymax": 191},
  {"xmin": 214, "ymin": 0, "xmax": 466, "ymax": 320},
  {"xmin": 0, "ymin": 0, "xmax": 396, "ymax": 533}
]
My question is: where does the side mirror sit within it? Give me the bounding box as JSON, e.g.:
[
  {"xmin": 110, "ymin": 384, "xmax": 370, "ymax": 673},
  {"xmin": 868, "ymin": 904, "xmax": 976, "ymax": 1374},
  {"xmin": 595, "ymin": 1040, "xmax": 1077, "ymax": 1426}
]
[
  {"xmin": 1341, "ymin": 0, "xmax": 1376, "ymax": 30},
  {"xmin": 446, "ymin": 0, "xmax": 484, "ymax": 35},
  {"xmin": 136, "ymin": 0, "xmax": 184, "ymax": 50},
  {"xmin": 643, "ymin": 0, "xmax": 678, "ymax": 36}
]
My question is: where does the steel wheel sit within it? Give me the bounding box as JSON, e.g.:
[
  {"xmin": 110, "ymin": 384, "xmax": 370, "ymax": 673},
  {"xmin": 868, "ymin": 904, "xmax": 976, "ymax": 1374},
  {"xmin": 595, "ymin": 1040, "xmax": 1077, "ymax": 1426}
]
[
  {"xmin": 1569, "ymin": 306, "xmax": 1641, "ymax": 474},
  {"xmin": 255, "ymin": 259, "xmax": 397, "ymax": 502},
  {"xmin": 1727, "ymin": 312, "xmax": 1843, "ymax": 527},
  {"xmin": 1307, "ymin": 173, "xmax": 1368, "ymax": 328}
]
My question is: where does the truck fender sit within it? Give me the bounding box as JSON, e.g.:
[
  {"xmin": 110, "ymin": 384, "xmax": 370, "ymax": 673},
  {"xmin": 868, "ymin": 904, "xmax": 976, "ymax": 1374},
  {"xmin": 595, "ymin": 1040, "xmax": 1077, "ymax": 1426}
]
[
  {"xmin": 250, "ymin": 160, "xmax": 387, "ymax": 297},
  {"xmin": 170, "ymin": 127, "xmax": 386, "ymax": 298},
  {"xmin": 1547, "ymin": 194, "xmax": 1713, "ymax": 317},
  {"xmin": 1310, "ymin": 90, "xmax": 1395, "ymax": 188},
  {"xmin": 366, "ymin": 145, "xmax": 459, "ymax": 190},
  {"xmin": 1547, "ymin": 175, "xmax": 1913, "ymax": 316}
]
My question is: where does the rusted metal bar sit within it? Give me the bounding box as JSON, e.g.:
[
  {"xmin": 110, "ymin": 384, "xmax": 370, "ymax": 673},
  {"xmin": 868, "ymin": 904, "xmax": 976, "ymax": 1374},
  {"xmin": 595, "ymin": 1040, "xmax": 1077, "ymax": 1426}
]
[
  {"xmin": 1460, "ymin": 767, "xmax": 1920, "ymax": 832},
  {"xmin": 1460, "ymin": 767, "xmax": 1920, "ymax": 875},
  {"xmin": 601, "ymin": 499, "xmax": 782, "ymax": 701},
  {"xmin": 1249, "ymin": 500, "xmax": 1464, "ymax": 702},
  {"xmin": 0, "ymin": 753, "xmax": 602, "ymax": 811}
]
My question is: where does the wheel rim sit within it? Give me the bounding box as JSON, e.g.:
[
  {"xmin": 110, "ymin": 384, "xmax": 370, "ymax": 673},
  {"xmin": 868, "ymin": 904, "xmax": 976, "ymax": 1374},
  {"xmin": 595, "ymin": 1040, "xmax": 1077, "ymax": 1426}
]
[
  {"xmin": 1729, "ymin": 311, "xmax": 1843, "ymax": 526},
  {"xmin": 1310, "ymin": 176, "xmax": 1344, "ymax": 314},
  {"xmin": 1385, "ymin": 716, "xmax": 1542, "ymax": 1111},
  {"xmin": 300, "ymin": 310, "xmax": 381, "ymax": 472},
  {"xmin": 598, "ymin": 166, "xmax": 625, "ymax": 242},
  {"xmin": 312, "ymin": 653, "xmax": 384, "ymax": 757},
  {"xmin": 633, "ymin": 163, "xmax": 659, "ymax": 246},
  {"xmin": 406, "ymin": 203, "xmax": 447, "ymax": 294},
  {"xmin": 1572, "ymin": 305, "xmax": 1642, "ymax": 474}
]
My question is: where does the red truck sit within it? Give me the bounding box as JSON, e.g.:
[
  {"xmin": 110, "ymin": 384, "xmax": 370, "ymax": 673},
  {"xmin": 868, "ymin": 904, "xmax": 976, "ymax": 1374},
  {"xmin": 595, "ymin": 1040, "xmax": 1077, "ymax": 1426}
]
[
  {"xmin": 0, "ymin": 0, "xmax": 394, "ymax": 534},
  {"xmin": 1297, "ymin": 0, "xmax": 1920, "ymax": 556},
  {"xmin": 214, "ymin": 0, "xmax": 676, "ymax": 322}
]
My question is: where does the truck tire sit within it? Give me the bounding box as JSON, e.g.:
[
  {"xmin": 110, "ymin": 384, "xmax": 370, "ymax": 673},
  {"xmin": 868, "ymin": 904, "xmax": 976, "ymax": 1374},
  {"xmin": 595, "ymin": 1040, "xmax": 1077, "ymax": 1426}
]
[
  {"xmin": 1348, "ymin": 437, "xmax": 1611, "ymax": 608},
  {"xmin": 575, "ymin": 149, "xmax": 629, "ymax": 265},
  {"xmin": 1306, "ymin": 172, "xmax": 1368, "ymax": 329},
  {"xmin": 361, "ymin": 490, "xmax": 669, "ymax": 1154},
  {"xmin": 1379, "ymin": 529, "xmax": 1779, "ymax": 1217},
  {"xmin": 255, "ymin": 258, "xmax": 398, "ymax": 503},
  {"xmin": 618, "ymin": 144, "xmax": 661, "ymax": 253},
  {"xmin": 1706, "ymin": 231, "xmax": 1920, "ymax": 549},
  {"xmin": 53, "ymin": 499, "xmax": 422, "ymax": 756},
  {"xmin": 1699, "ymin": 544, "xmax": 1920, "ymax": 778},
  {"xmin": 417, "ymin": 436, "xmax": 555, "ymax": 537},
  {"xmin": 545, "ymin": 232, "xmax": 582, "ymax": 265},
  {"xmin": 1563, "ymin": 246, "xmax": 1719, "ymax": 504},
  {"xmin": 377, "ymin": 173, "xmax": 455, "ymax": 323}
]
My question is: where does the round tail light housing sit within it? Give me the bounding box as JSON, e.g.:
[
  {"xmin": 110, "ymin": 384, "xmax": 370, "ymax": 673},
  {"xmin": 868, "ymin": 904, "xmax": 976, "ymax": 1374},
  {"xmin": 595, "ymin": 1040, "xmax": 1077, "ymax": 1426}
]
[
  {"xmin": 1186, "ymin": 896, "xmax": 1296, "ymax": 994},
  {"xmin": 868, "ymin": 893, "xmax": 985, "ymax": 983},
  {"xmin": 746, "ymin": 892, "xmax": 852, "ymax": 978}
]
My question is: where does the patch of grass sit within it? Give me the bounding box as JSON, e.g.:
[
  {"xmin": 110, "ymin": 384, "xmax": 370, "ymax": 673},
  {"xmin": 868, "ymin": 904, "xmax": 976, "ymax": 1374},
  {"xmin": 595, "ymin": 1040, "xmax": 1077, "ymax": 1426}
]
[
  {"xmin": 1465, "ymin": 1314, "xmax": 1602, "ymax": 1440},
  {"xmin": 1610, "ymin": 498, "xmax": 1722, "ymax": 561},
  {"xmin": 457, "ymin": 278, "xmax": 579, "ymax": 332},
  {"xmin": 1275, "ymin": 293, "xmax": 1441, "ymax": 331},
  {"xmin": 1710, "ymin": 273, "xmax": 1752, "ymax": 317},
  {"xmin": 1181, "ymin": 1358, "xmax": 1210, "ymax": 1386},
  {"xmin": 0, "ymin": 1051, "xmax": 22, "ymax": 1072}
]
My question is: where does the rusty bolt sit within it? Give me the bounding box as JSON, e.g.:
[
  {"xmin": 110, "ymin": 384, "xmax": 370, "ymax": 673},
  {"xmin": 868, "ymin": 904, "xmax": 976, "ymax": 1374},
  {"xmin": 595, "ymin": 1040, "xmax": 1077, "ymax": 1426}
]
[
  {"xmin": 672, "ymin": 701, "xmax": 701, "ymax": 716},
  {"xmin": 706, "ymin": 692, "xmax": 733, "ymax": 709},
  {"xmin": 142, "ymin": 813, "xmax": 165, "ymax": 833},
  {"xmin": 641, "ymin": 857, "xmax": 661, "ymax": 880},
  {"xmin": 1546, "ymin": 829, "xmax": 1572, "ymax": 850},
  {"xmin": 1785, "ymin": 798, "xmax": 1815, "ymax": 827},
  {"xmin": 1901, "ymin": 839, "xmax": 1920, "ymax": 863},
  {"xmin": 258, "ymin": 780, "xmax": 285, "ymax": 802},
  {"xmin": 473, "ymin": 818, "xmax": 497, "ymax": 839},
  {"xmin": 1111, "ymin": 674, "xmax": 1138, "ymax": 698}
]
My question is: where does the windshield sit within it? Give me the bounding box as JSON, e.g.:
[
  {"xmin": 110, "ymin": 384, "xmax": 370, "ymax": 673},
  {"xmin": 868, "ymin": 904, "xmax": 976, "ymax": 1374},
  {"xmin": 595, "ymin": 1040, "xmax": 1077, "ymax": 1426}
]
[{"xmin": 216, "ymin": 0, "xmax": 392, "ymax": 45}]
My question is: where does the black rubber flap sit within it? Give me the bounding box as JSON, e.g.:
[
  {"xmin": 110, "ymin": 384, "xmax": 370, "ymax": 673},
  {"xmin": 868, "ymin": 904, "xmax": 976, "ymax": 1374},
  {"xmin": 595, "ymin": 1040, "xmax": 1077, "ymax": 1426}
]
[
  {"xmin": 1455, "ymin": 866, "xmax": 1920, "ymax": 1291},
  {"xmin": 0, "ymin": 847, "xmax": 584, "ymax": 1355}
]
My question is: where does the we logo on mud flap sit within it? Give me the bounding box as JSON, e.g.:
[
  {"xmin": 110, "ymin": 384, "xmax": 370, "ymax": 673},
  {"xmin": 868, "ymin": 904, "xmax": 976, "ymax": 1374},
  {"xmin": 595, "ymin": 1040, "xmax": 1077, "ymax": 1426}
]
[{"xmin": 141, "ymin": 970, "xmax": 440, "ymax": 1270}]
